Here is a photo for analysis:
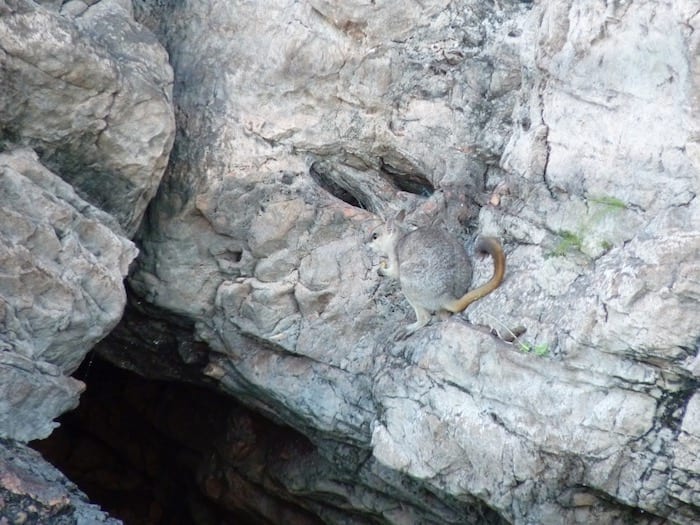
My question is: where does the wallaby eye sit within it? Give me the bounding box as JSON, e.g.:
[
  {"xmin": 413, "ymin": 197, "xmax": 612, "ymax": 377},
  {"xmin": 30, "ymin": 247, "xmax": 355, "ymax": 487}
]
[{"xmin": 371, "ymin": 232, "xmax": 379, "ymax": 240}]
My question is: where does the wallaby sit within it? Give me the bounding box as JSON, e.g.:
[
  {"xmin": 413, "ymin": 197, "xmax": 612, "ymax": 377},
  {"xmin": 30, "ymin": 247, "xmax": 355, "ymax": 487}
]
[{"xmin": 368, "ymin": 220, "xmax": 505, "ymax": 337}]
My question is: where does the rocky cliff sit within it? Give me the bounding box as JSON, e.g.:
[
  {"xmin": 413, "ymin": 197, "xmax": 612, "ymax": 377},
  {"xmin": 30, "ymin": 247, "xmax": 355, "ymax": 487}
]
[{"xmin": 1, "ymin": 0, "xmax": 698, "ymax": 524}]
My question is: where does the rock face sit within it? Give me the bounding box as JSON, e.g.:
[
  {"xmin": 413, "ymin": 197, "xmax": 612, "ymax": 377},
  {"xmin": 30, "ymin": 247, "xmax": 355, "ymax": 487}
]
[
  {"xmin": 0, "ymin": 0, "xmax": 175, "ymax": 236},
  {"xmin": 0, "ymin": 148, "xmax": 137, "ymax": 441},
  {"xmin": 1, "ymin": 0, "xmax": 698, "ymax": 524},
  {"xmin": 0, "ymin": 437, "xmax": 122, "ymax": 524},
  {"xmin": 0, "ymin": 0, "xmax": 173, "ymax": 442},
  {"xmin": 121, "ymin": 0, "xmax": 698, "ymax": 523}
]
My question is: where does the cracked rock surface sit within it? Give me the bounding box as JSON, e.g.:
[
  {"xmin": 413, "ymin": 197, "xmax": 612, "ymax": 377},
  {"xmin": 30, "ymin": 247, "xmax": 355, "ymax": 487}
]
[
  {"xmin": 0, "ymin": 0, "xmax": 173, "ymax": 443},
  {"xmin": 0, "ymin": 438, "xmax": 121, "ymax": 524},
  {"xmin": 0, "ymin": 148, "xmax": 137, "ymax": 441},
  {"xmin": 0, "ymin": 0, "xmax": 698, "ymax": 523},
  {"xmin": 121, "ymin": 0, "xmax": 699, "ymax": 523},
  {"xmin": 0, "ymin": 0, "xmax": 174, "ymax": 236}
]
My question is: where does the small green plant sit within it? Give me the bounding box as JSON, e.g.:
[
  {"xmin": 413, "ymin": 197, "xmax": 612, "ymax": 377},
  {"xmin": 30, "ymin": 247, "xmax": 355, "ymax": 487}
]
[
  {"xmin": 587, "ymin": 194, "xmax": 628, "ymax": 254},
  {"xmin": 588, "ymin": 195, "xmax": 628, "ymax": 210},
  {"xmin": 549, "ymin": 229, "xmax": 583, "ymax": 257},
  {"xmin": 547, "ymin": 195, "xmax": 628, "ymax": 258},
  {"xmin": 483, "ymin": 314, "xmax": 550, "ymax": 357},
  {"xmin": 518, "ymin": 341, "xmax": 550, "ymax": 356}
]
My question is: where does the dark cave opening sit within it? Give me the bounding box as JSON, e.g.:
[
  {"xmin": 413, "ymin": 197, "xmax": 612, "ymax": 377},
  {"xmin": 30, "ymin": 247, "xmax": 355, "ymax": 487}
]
[
  {"xmin": 25, "ymin": 296, "xmax": 512, "ymax": 525},
  {"xmin": 30, "ymin": 354, "xmax": 319, "ymax": 525}
]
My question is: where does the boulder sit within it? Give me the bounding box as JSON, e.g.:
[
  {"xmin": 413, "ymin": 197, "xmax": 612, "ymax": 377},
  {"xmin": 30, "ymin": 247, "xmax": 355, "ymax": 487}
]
[
  {"xmin": 0, "ymin": 149, "xmax": 137, "ymax": 440},
  {"xmin": 0, "ymin": 0, "xmax": 175, "ymax": 235}
]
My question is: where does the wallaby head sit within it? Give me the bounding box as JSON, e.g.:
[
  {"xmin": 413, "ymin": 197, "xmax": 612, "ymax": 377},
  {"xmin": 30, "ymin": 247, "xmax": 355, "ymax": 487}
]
[
  {"xmin": 367, "ymin": 210, "xmax": 407, "ymax": 257},
  {"xmin": 367, "ymin": 220, "xmax": 399, "ymax": 256}
]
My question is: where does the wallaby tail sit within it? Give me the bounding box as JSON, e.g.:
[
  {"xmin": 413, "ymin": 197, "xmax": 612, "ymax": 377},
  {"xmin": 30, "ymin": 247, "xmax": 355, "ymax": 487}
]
[{"xmin": 446, "ymin": 237, "xmax": 505, "ymax": 313}]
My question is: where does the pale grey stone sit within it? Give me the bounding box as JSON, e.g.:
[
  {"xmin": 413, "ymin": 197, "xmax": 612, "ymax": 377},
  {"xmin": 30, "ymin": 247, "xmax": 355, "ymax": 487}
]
[
  {"xmin": 0, "ymin": 353, "xmax": 83, "ymax": 441},
  {"xmin": 0, "ymin": 149, "xmax": 137, "ymax": 440},
  {"xmin": 60, "ymin": 0, "xmax": 88, "ymax": 17},
  {"xmin": 96, "ymin": 0, "xmax": 700, "ymax": 522},
  {"xmin": 0, "ymin": 0, "xmax": 174, "ymax": 235}
]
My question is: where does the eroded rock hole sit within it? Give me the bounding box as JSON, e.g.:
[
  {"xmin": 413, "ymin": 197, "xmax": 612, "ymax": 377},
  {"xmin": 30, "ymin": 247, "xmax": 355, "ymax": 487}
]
[
  {"xmin": 226, "ymin": 249, "xmax": 243, "ymax": 263},
  {"xmin": 309, "ymin": 159, "xmax": 435, "ymax": 215},
  {"xmin": 31, "ymin": 356, "xmax": 321, "ymax": 525},
  {"xmin": 379, "ymin": 160, "xmax": 434, "ymax": 196},
  {"xmin": 309, "ymin": 161, "xmax": 364, "ymax": 208}
]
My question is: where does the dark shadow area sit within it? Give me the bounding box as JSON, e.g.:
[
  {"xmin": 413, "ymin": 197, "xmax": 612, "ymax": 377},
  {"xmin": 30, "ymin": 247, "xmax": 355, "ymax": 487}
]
[
  {"xmin": 30, "ymin": 355, "xmax": 318, "ymax": 525},
  {"xmin": 379, "ymin": 159, "xmax": 435, "ymax": 197},
  {"xmin": 309, "ymin": 160, "xmax": 364, "ymax": 209},
  {"xmin": 27, "ymin": 292, "xmax": 512, "ymax": 525}
]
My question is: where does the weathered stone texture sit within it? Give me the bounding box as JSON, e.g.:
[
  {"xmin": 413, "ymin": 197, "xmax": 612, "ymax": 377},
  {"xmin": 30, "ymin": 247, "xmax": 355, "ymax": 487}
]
[
  {"xmin": 0, "ymin": 0, "xmax": 174, "ymax": 444},
  {"xmin": 121, "ymin": 0, "xmax": 700, "ymax": 523},
  {"xmin": 0, "ymin": 438, "xmax": 121, "ymax": 524},
  {"xmin": 0, "ymin": 149, "xmax": 138, "ymax": 440},
  {"xmin": 0, "ymin": 149, "xmax": 136, "ymax": 369},
  {"xmin": 0, "ymin": 0, "xmax": 697, "ymax": 523},
  {"xmin": 0, "ymin": 0, "xmax": 175, "ymax": 235}
]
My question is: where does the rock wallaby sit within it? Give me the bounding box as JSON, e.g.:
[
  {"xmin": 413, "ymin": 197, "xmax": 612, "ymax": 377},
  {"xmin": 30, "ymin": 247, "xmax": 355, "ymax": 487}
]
[{"xmin": 368, "ymin": 220, "xmax": 505, "ymax": 337}]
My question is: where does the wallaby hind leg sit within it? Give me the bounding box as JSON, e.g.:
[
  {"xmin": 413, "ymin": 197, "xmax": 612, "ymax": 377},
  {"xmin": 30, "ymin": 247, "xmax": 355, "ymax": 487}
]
[
  {"xmin": 395, "ymin": 303, "xmax": 431, "ymax": 340},
  {"xmin": 407, "ymin": 303, "xmax": 431, "ymax": 332}
]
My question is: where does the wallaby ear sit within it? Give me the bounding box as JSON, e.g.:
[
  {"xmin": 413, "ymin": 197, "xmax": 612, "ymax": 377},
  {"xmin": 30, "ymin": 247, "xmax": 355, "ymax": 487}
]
[
  {"xmin": 385, "ymin": 218, "xmax": 396, "ymax": 234},
  {"xmin": 385, "ymin": 209, "xmax": 405, "ymax": 235}
]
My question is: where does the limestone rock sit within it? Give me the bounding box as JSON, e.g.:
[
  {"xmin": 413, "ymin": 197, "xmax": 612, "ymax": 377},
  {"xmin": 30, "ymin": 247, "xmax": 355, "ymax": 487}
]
[
  {"xmin": 35, "ymin": 0, "xmax": 700, "ymax": 522},
  {"xmin": 0, "ymin": 0, "xmax": 175, "ymax": 235},
  {"xmin": 0, "ymin": 438, "xmax": 121, "ymax": 524},
  {"xmin": 0, "ymin": 149, "xmax": 137, "ymax": 440}
]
